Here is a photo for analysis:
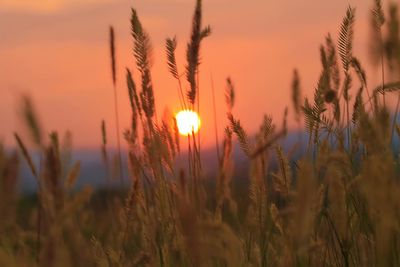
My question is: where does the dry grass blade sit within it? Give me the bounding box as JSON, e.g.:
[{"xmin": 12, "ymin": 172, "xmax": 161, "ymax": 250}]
[
  {"xmin": 101, "ymin": 120, "xmax": 107, "ymax": 146},
  {"xmin": 186, "ymin": 0, "xmax": 202, "ymax": 105},
  {"xmin": 370, "ymin": 0, "xmax": 387, "ymax": 106},
  {"xmin": 352, "ymin": 87, "xmax": 364, "ymax": 124},
  {"xmin": 302, "ymin": 83, "xmax": 326, "ymax": 145},
  {"xmin": 201, "ymin": 25, "xmax": 211, "ymax": 39},
  {"xmin": 338, "ymin": 6, "xmax": 355, "ymax": 73},
  {"xmin": 173, "ymin": 117, "xmax": 180, "ymax": 153},
  {"xmin": 186, "ymin": 0, "xmax": 211, "ymax": 105},
  {"xmin": 126, "ymin": 68, "xmax": 141, "ymax": 117},
  {"xmin": 374, "ymin": 81, "xmax": 400, "ymax": 93},
  {"xmin": 228, "ymin": 114, "xmax": 250, "ymax": 156},
  {"xmin": 166, "ymin": 37, "xmax": 178, "ymax": 79},
  {"xmin": 372, "ymin": 0, "xmax": 385, "ymax": 29},
  {"xmin": 251, "ymin": 129, "xmax": 286, "ymax": 159},
  {"xmin": 65, "ymin": 162, "xmax": 81, "ymax": 189},
  {"xmin": 109, "ymin": 26, "xmax": 117, "ymax": 86},
  {"xmin": 259, "ymin": 114, "xmax": 275, "ymax": 140},
  {"xmin": 109, "ymin": 26, "xmax": 124, "ymax": 184},
  {"xmin": 131, "ymin": 8, "xmax": 155, "ymax": 119},
  {"xmin": 100, "ymin": 120, "xmax": 109, "ymax": 179},
  {"xmin": 126, "ymin": 69, "xmax": 141, "ymax": 143},
  {"xmin": 20, "ymin": 95, "xmax": 42, "ymax": 146},
  {"xmin": 302, "ymin": 98, "xmax": 316, "ymax": 141},
  {"xmin": 131, "ymin": 9, "xmax": 153, "ymax": 71},
  {"xmin": 325, "ymin": 34, "xmax": 341, "ymax": 91},
  {"xmin": 274, "ymin": 145, "xmax": 292, "ymax": 195},
  {"xmin": 225, "ymin": 77, "xmax": 235, "ymax": 111},
  {"xmin": 166, "ymin": 36, "xmax": 187, "ymax": 109},
  {"xmin": 350, "ymin": 57, "xmax": 367, "ymax": 88},
  {"xmin": 14, "ymin": 132, "xmax": 38, "ymax": 179},
  {"xmin": 291, "ymin": 69, "xmax": 301, "ymax": 120},
  {"xmin": 342, "ymin": 72, "xmax": 353, "ymax": 102},
  {"xmin": 385, "ymin": 4, "xmax": 400, "ymax": 73},
  {"xmin": 216, "ymin": 127, "xmax": 236, "ymax": 219},
  {"xmin": 251, "ymin": 110, "xmax": 287, "ymax": 158}
]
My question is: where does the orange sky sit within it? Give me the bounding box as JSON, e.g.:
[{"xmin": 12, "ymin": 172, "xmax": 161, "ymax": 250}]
[{"xmin": 0, "ymin": 0, "xmax": 389, "ymax": 149}]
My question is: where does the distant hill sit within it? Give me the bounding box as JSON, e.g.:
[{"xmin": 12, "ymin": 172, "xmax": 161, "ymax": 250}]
[{"xmin": 11, "ymin": 130, "xmax": 310, "ymax": 193}]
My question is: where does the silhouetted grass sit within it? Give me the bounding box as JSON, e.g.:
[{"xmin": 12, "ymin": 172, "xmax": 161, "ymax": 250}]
[{"xmin": 2, "ymin": 0, "xmax": 400, "ymax": 266}]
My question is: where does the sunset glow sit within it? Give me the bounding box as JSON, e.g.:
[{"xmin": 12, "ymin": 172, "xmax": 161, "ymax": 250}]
[
  {"xmin": 0, "ymin": 0, "xmax": 374, "ymax": 149},
  {"xmin": 175, "ymin": 110, "xmax": 201, "ymax": 136}
]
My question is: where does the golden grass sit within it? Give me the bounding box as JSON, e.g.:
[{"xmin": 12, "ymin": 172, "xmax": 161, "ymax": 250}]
[{"xmin": 2, "ymin": 0, "xmax": 400, "ymax": 266}]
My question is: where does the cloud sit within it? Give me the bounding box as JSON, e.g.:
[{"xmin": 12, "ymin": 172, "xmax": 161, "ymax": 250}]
[
  {"xmin": 0, "ymin": 0, "xmax": 113, "ymax": 12},
  {"xmin": 0, "ymin": 0, "xmax": 180, "ymax": 48},
  {"xmin": 1, "ymin": 0, "xmax": 62, "ymax": 12}
]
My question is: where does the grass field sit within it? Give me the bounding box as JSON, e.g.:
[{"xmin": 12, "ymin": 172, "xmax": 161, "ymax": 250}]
[{"xmin": 1, "ymin": 0, "xmax": 400, "ymax": 266}]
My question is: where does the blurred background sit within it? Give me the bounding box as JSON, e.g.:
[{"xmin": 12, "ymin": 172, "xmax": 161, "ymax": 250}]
[{"xmin": 0, "ymin": 0, "xmax": 383, "ymax": 150}]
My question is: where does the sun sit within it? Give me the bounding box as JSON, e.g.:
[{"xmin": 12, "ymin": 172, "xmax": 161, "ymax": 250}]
[{"xmin": 175, "ymin": 110, "xmax": 201, "ymax": 136}]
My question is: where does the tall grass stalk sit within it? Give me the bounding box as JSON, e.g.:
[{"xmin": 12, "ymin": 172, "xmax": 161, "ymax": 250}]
[{"xmin": 109, "ymin": 26, "xmax": 124, "ymax": 184}]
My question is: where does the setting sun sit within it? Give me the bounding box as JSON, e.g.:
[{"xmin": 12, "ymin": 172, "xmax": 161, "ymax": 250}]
[{"xmin": 175, "ymin": 110, "xmax": 201, "ymax": 136}]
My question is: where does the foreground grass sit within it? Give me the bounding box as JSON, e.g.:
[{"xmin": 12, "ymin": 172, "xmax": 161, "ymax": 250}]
[{"xmin": 2, "ymin": 0, "xmax": 400, "ymax": 266}]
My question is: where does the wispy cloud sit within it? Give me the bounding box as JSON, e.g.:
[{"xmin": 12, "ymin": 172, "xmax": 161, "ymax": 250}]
[{"xmin": 0, "ymin": 0, "xmax": 113, "ymax": 12}]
